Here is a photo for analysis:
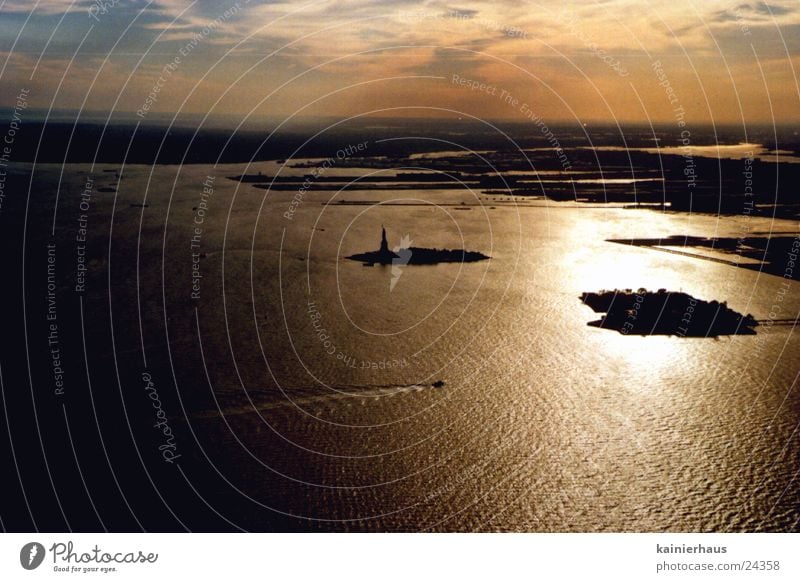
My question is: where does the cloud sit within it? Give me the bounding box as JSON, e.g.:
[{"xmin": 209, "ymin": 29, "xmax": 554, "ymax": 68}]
[
  {"xmin": 1, "ymin": 0, "xmax": 799, "ymax": 122},
  {"xmin": 749, "ymin": 2, "xmax": 793, "ymax": 17},
  {"xmin": 445, "ymin": 7, "xmax": 480, "ymax": 19},
  {"xmin": 0, "ymin": 0, "xmax": 95, "ymax": 14}
]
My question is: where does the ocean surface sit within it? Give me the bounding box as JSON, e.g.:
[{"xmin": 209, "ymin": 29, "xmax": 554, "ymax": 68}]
[{"xmin": 3, "ymin": 157, "xmax": 799, "ymax": 532}]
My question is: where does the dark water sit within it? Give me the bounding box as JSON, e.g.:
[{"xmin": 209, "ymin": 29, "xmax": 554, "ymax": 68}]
[{"xmin": 1, "ymin": 159, "xmax": 798, "ymax": 532}]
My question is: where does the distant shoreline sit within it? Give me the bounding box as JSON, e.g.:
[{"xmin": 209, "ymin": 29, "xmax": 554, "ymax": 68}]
[{"xmin": 3, "ymin": 120, "xmax": 799, "ymax": 164}]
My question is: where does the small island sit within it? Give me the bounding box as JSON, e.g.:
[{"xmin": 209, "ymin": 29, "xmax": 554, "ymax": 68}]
[
  {"xmin": 346, "ymin": 227, "xmax": 490, "ymax": 266},
  {"xmin": 580, "ymin": 288, "xmax": 758, "ymax": 336}
]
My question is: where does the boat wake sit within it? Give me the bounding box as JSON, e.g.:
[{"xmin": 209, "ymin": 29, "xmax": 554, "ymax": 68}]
[{"xmin": 187, "ymin": 381, "xmax": 446, "ymax": 420}]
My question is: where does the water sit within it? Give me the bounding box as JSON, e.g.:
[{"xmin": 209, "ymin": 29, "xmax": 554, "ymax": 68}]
[
  {"xmin": 8, "ymin": 160, "xmax": 799, "ymax": 532},
  {"xmin": 590, "ymin": 144, "xmax": 800, "ymax": 164}
]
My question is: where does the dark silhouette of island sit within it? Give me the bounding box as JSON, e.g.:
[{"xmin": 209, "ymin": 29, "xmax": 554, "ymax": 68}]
[
  {"xmin": 607, "ymin": 236, "xmax": 799, "ymax": 280},
  {"xmin": 580, "ymin": 288, "xmax": 758, "ymax": 336},
  {"xmin": 346, "ymin": 227, "xmax": 490, "ymax": 266}
]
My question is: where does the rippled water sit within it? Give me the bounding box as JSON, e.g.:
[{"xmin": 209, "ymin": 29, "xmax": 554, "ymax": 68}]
[{"xmin": 23, "ymin": 161, "xmax": 800, "ymax": 531}]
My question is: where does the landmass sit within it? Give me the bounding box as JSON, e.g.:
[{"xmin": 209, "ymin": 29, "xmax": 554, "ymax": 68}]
[
  {"xmin": 346, "ymin": 227, "xmax": 490, "ymax": 266},
  {"xmin": 607, "ymin": 235, "xmax": 799, "ymax": 280},
  {"xmin": 580, "ymin": 288, "xmax": 758, "ymax": 336}
]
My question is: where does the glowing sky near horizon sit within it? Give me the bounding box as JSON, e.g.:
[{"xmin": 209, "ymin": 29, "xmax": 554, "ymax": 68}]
[{"xmin": 1, "ymin": 0, "xmax": 798, "ymax": 124}]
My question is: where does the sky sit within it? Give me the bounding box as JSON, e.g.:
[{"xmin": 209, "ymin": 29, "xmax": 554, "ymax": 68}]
[{"xmin": 0, "ymin": 0, "xmax": 798, "ymax": 125}]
